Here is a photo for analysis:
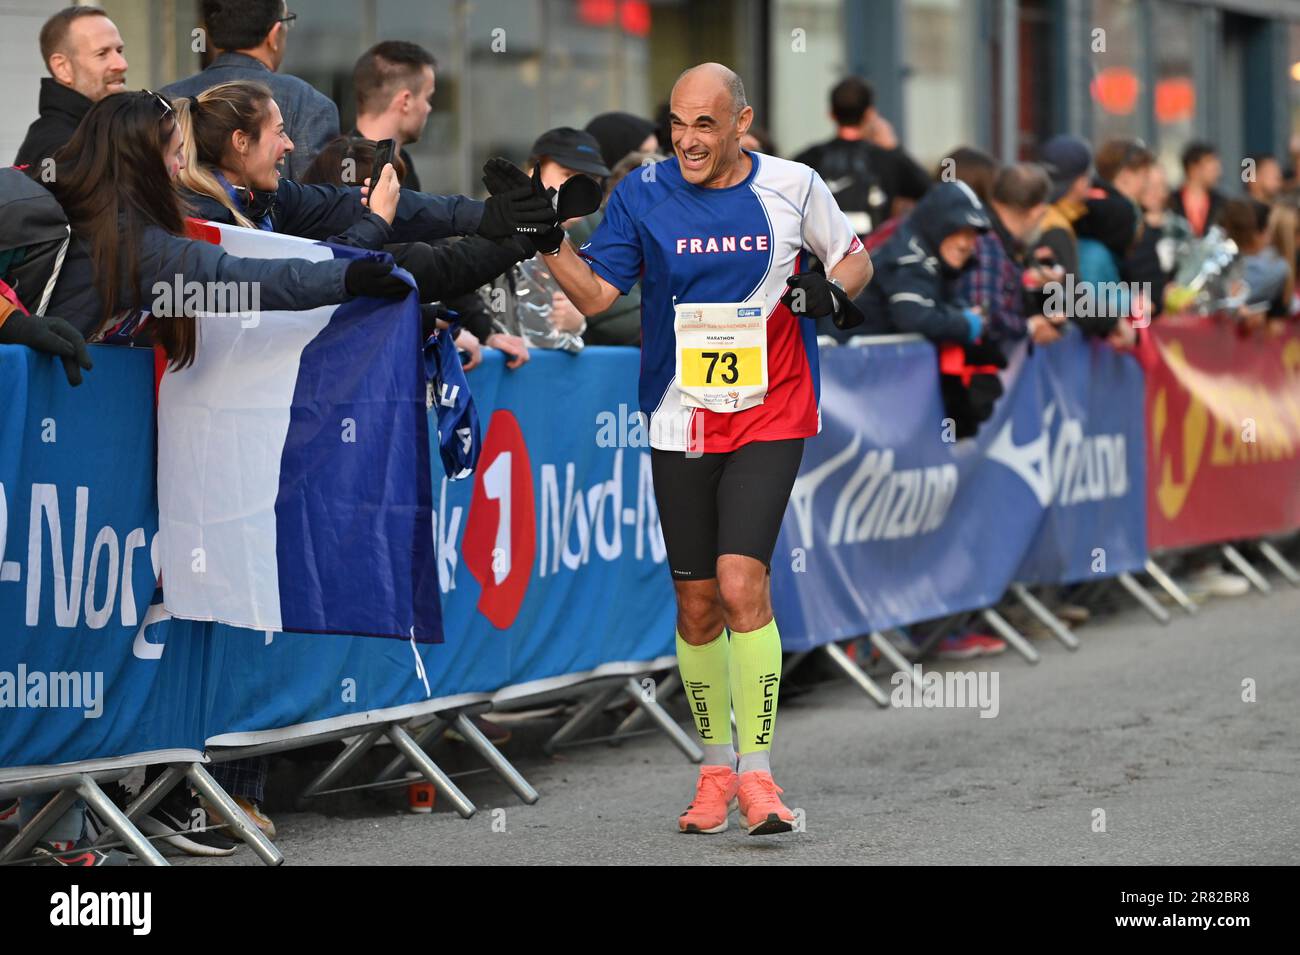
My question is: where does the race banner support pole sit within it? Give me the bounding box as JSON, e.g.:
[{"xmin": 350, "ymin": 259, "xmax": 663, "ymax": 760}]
[
  {"xmin": 0, "ymin": 786, "xmax": 81, "ymax": 864},
  {"xmin": 297, "ymin": 728, "xmax": 386, "ymax": 805},
  {"xmin": 187, "ymin": 762, "xmax": 283, "ymax": 865},
  {"xmin": 619, "ymin": 677, "xmax": 705, "ymax": 761},
  {"xmin": 781, "ymin": 651, "xmax": 811, "ymax": 680},
  {"xmin": 449, "ymin": 713, "xmax": 540, "ymax": 805},
  {"xmin": 1010, "ymin": 584, "xmax": 1080, "ymax": 650},
  {"xmin": 610, "ymin": 671, "xmax": 682, "ymax": 742},
  {"xmin": 373, "ymin": 717, "xmax": 450, "ymax": 783},
  {"xmin": 980, "ymin": 608, "xmax": 1040, "ymax": 663},
  {"xmin": 1255, "ymin": 541, "xmax": 1300, "ymax": 586},
  {"xmin": 90, "ymin": 764, "xmax": 186, "ymax": 852},
  {"xmin": 76, "ymin": 774, "xmax": 169, "ymax": 866},
  {"xmin": 1221, "ymin": 544, "xmax": 1271, "ymax": 593},
  {"xmin": 1144, "ymin": 558, "xmax": 1198, "ymax": 614},
  {"xmin": 820, "ymin": 641, "xmax": 890, "ymax": 707},
  {"xmin": 870, "ymin": 631, "xmax": 922, "ymax": 689},
  {"xmin": 386, "ymin": 725, "xmax": 476, "ymax": 818},
  {"xmin": 1117, "ymin": 572, "xmax": 1171, "ymax": 623},
  {"xmin": 543, "ymin": 683, "xmax": 625, "ymax": 755}
]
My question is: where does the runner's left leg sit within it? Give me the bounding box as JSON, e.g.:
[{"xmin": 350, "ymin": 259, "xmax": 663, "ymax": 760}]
[{"xmin": 715, "ymin": 438, "xmax": 804, "ymax": 834}]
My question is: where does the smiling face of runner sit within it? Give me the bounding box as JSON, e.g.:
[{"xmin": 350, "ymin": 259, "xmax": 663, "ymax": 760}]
[{"xmin": 669, "ymin": 63, "xmax": 754, "ymax": 189}]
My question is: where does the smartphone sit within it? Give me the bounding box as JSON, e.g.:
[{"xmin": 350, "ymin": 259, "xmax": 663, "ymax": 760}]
[{"xmin": 371, "ymin": 138, "xmax": 395, "ymax": 181}]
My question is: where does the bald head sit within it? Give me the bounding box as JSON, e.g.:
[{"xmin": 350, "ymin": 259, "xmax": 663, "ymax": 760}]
[
  {"xmin": 674, "ymin": 62, "xmax": 748, "ymax": 118},
  {"xmin": 668, "ymin": 62, "xmax": 754, "ymax": 187}
]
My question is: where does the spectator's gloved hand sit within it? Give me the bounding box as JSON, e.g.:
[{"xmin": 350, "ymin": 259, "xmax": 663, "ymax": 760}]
[
  {"xmin": 0, "ymin": 312, "xmax": 93, "ymax": 386},
  {"xmin": 781, "ymin": 273, "xmax": 864, "ymax": 330},
  {"xmin": 478, "ymin": 158, "xmax": 558, "ymax": 241},
  {"xmin": 344, "ymin": 258, "xmax": 411, "ymax": 299}
]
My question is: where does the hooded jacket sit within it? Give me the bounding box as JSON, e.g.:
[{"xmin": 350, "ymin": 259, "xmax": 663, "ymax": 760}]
[{"xmin": 855, "ymin": 180, "xmax": 990, "ymax": 341}]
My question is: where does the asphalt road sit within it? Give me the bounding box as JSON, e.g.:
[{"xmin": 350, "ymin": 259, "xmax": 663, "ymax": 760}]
[{"xmin": 179, "ymin": 586, "xmax": 1300, "ymax": 866}]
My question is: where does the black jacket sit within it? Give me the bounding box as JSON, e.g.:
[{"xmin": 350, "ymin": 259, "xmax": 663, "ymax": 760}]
[
  {"xmin": 181, "ymin": 177, "xmax": 525, "ymax": 304},
  {"xmin": 855, "ymin": 181, "xmax": 989, "ymax": 342},
  {"xmin": 14, "ymin": 79, "xmax": 94, "ymax": 170}
]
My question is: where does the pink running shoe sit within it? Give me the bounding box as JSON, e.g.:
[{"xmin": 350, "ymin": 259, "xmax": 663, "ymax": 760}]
[
  {"xmin": 737, "ymin": 770, "xmax": 798, "ymax": 836},
  {"xmin": 678, "ymin": 765, "xmax": 740, "ymax": 834}
]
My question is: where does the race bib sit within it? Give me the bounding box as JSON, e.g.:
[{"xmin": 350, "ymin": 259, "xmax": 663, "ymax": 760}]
[{"xmin": 674, "ymin": 302, "xmax": 768, "ymax": 413}]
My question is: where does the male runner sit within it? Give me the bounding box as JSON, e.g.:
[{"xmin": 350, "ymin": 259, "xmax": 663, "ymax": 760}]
[{"xmin": 490, "ymin": 63, "xmax": 871, "ymax": 835}]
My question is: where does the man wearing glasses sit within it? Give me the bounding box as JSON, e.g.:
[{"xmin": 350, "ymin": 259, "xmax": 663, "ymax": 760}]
[{"xmin": 163, "ymin": 1, "xmax": 337, "ymax": 181}]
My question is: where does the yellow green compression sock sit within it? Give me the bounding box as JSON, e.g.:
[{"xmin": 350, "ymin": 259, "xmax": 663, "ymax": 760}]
[
  {"xmin": 675, "ymin": 631, "xmax": 736, "ymax": 768},
  {"xmin": 730, "ymin": 618, "xmax": 782, "ymax": 775}
]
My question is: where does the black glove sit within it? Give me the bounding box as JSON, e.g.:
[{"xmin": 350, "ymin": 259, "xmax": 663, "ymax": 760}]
[
  {"xmin": 781, "ymin": 273, "xmax": 864, "ymax": 330},
  {"xmin": 477, "ymin": 159, "xmax": 558, "ymax": 242},
  {"xmin": 481, "ymin": 159, "xmax": 569, "ymax": 253},
  {"xmin": 0, "ymin": 312, "xmax": 93, "ymax": 386},
  {"xmin": 344, "ymin": 258, "xmax": 411, "ymax": 299}
]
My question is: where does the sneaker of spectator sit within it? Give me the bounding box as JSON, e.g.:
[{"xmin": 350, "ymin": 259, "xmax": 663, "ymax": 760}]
[
  {"xmin": 200, "ymin": 795, "xmax": 277, "ymax": 840},
  {"xmin": 35, "ymin": 837, "xmax": 129, "ymax": 867},
  {"xmin": 139, "ymin": 785, "xmax": 240, "ymax": 856},
  {"xmin": 937, "ymin": 631, "xmax": 1007, "ymax": 659},
  {"xmin": 1182, "ymin": 565, "xmax": 1251, "ymax": 599}
]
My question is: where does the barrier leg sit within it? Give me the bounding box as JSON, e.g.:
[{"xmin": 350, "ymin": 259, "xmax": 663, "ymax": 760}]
[
  {"xmin": 1144, "ymin": 558, "xmax": 1199, "ymax": 614},
  {"xmin": 186, "ymin": 762, "xmax": 283, "ymax": 866},
  {"xmin": 297, "ymin": 727, "xmax": 385, "ymax": 805},
  {"xmin": 374, "ymin": 717, "xmax": 449, "ymax": 784},
  {"xmin": 386, "ymin": 725, "xmax": 476, "ymax": 819},
  {"xmin": 1117, "ymin": 572, "xmax": 1171, "ymax": 623},
  {"xmin": 1010, "ymin": 583, "xmax": 1080, "ymax": 650},
  {"xmin": 612, "ymin": 672, "xmax": 680, "ymax": 739},
  {"xmin": 76, "ymin": 775, "xmax": 168, "ymax": 867},
  {"xmin": 87, "ymin": 764, "xmax": 187, "ymax": 851},
  {"xmin": 450, "ymin": 713, "xmax": 539, "ymax": 805},
  {"xmin": 543, "ymin": 683, "xmax": 624, "ymax": 755},
  {"xmin": 870, "ymin": 631, "xmax": 922, "ymax": 689},
  {"xmin": 0, "ymin": 786, "xmax": 80, "ymax": 863},
  {"xmin": 1221, "ymin": 544, "xmax": 1271, "ymax": 593},
  {"xmin": 781, "ymin": 650, "xmax": 811, "ymax": 680},
  {"xmin": 820, "ymin": 641, "xmax": 890, "ymax": 707},
  {"xmin": 619, "ymin": 677, "xmax": 705, "ymax": 762},
  {"xmin": 1256, "ymin": 541, "xmax": 1300, "ymax": 587},
  {"xmin": 980, "ymin": 608, "xmax": 1040, "ymax": 663}
]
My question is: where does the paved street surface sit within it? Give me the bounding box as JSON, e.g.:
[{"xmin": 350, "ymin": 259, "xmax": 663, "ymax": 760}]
[{"xmin": 181, "ymin": 587, "xmax": 1300, "ymax": 865}]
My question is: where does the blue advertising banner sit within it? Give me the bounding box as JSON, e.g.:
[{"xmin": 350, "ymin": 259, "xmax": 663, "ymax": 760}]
[
  {"xmin": 0, "ymin": 346, "xmax": 206, "ymax": 776},
  {"xmin": 770, "ymin": 329, "xmax": 1147, "ymax": 651}
]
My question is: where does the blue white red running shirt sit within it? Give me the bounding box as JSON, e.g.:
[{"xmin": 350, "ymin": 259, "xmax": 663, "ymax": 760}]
[{"xmin": 578, "ymin": 150, "xmax": 864, "ymax": 453}]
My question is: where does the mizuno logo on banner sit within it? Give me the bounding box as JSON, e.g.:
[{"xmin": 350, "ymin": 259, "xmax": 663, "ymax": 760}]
[
  {"xmin": 788, "ymin": 434, "xmax": 959, "ymax": 549},
  {"xmin": 987, "ymin": 403, "xmax": 1129, "ymax": 507}
]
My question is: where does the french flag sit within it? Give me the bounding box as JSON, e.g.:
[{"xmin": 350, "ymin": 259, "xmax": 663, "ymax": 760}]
[{"xmin": 157, "ymin": 222, "xmax": 441, "ymax": 642}]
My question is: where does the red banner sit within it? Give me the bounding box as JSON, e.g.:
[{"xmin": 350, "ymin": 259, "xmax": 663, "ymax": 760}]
[{"xmin": 1143, "ymin": 318, "xmax": 1300, "ymax": 550}]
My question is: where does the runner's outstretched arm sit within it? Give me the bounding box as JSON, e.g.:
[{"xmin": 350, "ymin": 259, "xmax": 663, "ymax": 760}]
[{"xmin": 541, "ymin": 241, "xmax": 623, "ymax": 316}]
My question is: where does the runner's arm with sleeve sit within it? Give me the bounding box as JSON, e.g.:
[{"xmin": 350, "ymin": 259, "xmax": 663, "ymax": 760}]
[
  {"xmin": 549, "ymin": 180, "xmax": 643, "ymax": 316},
  {"xmin": 801, "ymin": 169, "xmax": 873, "ymax": 301}
]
